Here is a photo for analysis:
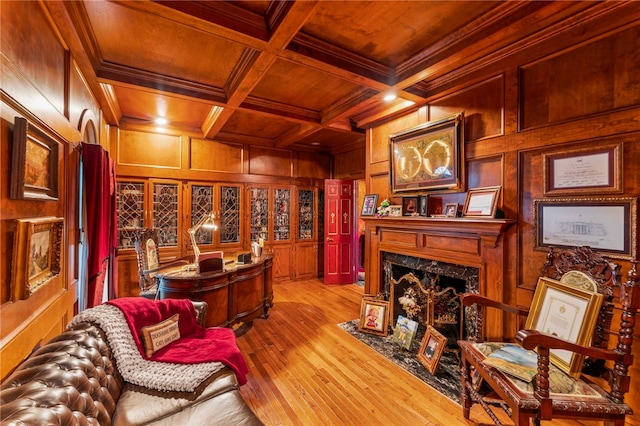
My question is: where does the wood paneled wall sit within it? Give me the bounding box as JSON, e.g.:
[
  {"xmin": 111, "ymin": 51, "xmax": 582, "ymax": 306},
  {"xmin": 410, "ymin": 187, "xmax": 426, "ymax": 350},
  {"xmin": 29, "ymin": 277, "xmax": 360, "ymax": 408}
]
[
  {"xmin": 0, "ymin": 1, "xmax": 102, "ymax": 379},
  {"xmin": 364, "ymin": 11, "xmax": 640, "ymax": 340}
]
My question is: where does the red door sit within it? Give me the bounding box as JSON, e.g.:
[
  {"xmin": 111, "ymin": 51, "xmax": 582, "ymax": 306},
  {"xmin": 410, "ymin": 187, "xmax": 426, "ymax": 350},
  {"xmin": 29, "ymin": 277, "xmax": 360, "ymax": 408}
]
[{"xmin": 324, "ymin": 179, "xmax": 356, "ymax": 284}]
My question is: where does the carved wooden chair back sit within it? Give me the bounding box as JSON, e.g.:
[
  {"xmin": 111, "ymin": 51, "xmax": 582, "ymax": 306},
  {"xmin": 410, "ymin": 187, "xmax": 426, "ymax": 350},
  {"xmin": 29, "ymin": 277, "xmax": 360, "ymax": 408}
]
[
  {"xmin": 133, "ymin": 228, "xmax": 190, "ymax": 299},
  {"xmin": 458, "ymin": 246, "xmax": 639, "ymax": 426}
]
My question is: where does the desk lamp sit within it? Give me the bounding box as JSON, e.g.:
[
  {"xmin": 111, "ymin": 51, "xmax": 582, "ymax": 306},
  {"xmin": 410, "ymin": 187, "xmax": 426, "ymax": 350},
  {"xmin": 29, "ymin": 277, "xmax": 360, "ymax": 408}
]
[{"xmin": 188, "ymin": 212, "xmax": 218, "ymax": 266}]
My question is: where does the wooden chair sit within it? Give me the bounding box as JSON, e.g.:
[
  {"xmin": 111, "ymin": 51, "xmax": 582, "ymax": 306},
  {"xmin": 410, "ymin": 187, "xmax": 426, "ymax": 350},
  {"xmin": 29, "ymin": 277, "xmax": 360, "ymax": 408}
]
[
  {"xmin": 133, "ymin": 228, "xmax": 191, "ymax": 299},
  {"xmin": 458, "ymin": 246, "xmax": 639, "ymax": 426}
]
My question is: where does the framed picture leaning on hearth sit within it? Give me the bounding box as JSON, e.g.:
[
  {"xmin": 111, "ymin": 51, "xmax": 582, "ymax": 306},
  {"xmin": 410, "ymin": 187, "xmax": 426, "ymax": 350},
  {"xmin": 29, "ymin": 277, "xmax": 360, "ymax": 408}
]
[
  {"xmin": 417, "ymin": 325, "xmax": 446, "ymax": 375},
  {"xmin": 358, "ymin": 296, "xmax": 390, "ymax": 336},
  {"xmin": 389, "ymin": 112, "xmax": 464, "ymax": 193}
]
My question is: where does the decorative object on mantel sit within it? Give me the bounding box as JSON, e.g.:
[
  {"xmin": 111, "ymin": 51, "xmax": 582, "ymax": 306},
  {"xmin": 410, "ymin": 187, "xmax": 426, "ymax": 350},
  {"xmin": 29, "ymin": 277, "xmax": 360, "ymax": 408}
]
[
  {"xmin": 402, "ymin": 196, "xmax": 420, "ymax": 216},
  {"xmin": 361, "ymin": 194, "xmax": 378, "ymax": 216},
  {"xmin": 11, "ymin": 216, "xmax": 64, "ymax": 301},
  {"xmin": 444, "ymin": 203, "xmax": 459, "ymax": 218},
  {"xmin": 462, "ymin": 186, "xmax": 501, "ymax": 218},
  {"xmin": 419, "ymin": 195, "xmax": 429, "ymax": 216},
  {"xmin": 389, "ymin": 205, "xmax": 402, "ymax": 217},
  {"xmin": 389, "ymin": 112, "xmax": 465, "ymax": 193},
  {"xmin": 376, "ymin": 198, "xmax": 390, "ymax": 217}
]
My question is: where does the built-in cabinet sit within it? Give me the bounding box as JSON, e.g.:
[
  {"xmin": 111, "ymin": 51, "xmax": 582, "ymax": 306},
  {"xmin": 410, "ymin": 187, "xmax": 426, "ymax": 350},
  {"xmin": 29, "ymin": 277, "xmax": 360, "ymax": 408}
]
[
  {"xmin": 294, "ymin": 188, "xmax": 319, "ymax": 280},
  {"xmin": 247, "ymin": 184, "xmax": 293, "ymax": 281},
  {"xmin": 116, "ymin": 179, "xmax": 183, "ymax": 253},
  {"xmin": 187, "ymin": 182, "xmax": 244, "ymax": 256},
  {"xmin": 116, "ymin": 179, "xmax": 323, "ymax": 297}
]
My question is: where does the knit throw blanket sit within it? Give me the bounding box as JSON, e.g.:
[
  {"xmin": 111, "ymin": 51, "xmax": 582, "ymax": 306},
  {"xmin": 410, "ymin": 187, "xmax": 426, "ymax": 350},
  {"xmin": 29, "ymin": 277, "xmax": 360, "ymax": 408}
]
[{"xmin": 69, "ymin": 300, "xmax": 246, "ymax": 392}]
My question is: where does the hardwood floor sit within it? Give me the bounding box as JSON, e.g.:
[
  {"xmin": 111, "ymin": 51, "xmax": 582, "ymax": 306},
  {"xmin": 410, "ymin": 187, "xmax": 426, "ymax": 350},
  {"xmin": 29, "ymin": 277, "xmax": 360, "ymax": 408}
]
[{"xmin": 236, "ymin": 279, "xmax": 639, "ymax": 426}]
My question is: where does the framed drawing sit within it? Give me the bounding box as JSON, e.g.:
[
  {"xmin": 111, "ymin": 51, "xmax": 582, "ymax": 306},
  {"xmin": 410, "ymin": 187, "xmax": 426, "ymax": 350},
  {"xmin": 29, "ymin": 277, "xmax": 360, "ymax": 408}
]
[
  {"xmin": 389, "ymin": 205, "xmax": 402, "ymax": 217},
  {"xmin": 358, "ymin": 296, "xmax": 390, "ymax": 336},
  {"xmin": 361, "ymin": 194, "xmax": 378, "ymax": 216},
  {"xmin": 389, "ymin": 112, "xmax": 464, "ymax": 193},
  {"xmin": 417, "ymin": 325, "xmax": 447, "ymax": 374},
  {"xmin": 543, "ymin": 143, "xmax": 622, "ymax": 196},
  {"xmin": 444, "ymin": 203, "xmax": 458, "ymax": 218},
  {"xmin": 402, "ymin": 196, "xmax": 419, "ymax": 216},
  {"xmin": 10, "ymin": 117, "xmax": 59, "ymax": 201},
  {"xmin": 462, "ymin": 186, "xmax": 501, "ymax": 217},
  {"xmin": 11, "ymin": 217, "xmax": 64, "ymax": 301},
  {"xmin": 525, "ymin": 276, "xmax": 603, "ymax": 377},
  {"xmin": 533, "ymin": 197, "xmax": 637, "ymax": 260}
]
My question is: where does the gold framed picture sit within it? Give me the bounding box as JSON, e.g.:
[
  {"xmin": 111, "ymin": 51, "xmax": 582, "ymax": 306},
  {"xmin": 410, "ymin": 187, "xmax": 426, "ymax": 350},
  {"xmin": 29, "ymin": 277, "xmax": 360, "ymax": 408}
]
[
  {"xmin": 417, "ymin": 325, "xmax": 447, "ymax": 375},
  {"xmin": 525, "ymin": 276, "xmax": 603, "ymax": 377},
  {"xmin": 389, "ymin": 112, "xmax": 464, "ymax": 193},
  {"xmin": 11, "ymin": 217, "xmax": 64, "ymax": 301},
  {"xmin": 358, "ymin": 296, "xmax": 390, "ymax": 336}
]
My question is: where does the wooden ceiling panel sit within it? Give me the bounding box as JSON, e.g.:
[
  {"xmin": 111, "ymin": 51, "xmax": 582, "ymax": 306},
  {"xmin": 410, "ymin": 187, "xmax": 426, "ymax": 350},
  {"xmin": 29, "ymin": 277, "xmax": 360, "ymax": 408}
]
[
  {"xmin": 84, "ymin": 0, "xmax": 245, "ymax": 87},
  {"xmin": 113, "ymin": 86, "xmax": 213, "ymax": 130},
  {"xmin": 250, "ymin": 58, "xmax": 362, "ymax": 111},
  {"xmin": 301, "ymin": 1, "xmax": 498, "ymax": 67},
  {"xmin": 220, "ymin": 109, "xmax": 295, "ymax": 141}
]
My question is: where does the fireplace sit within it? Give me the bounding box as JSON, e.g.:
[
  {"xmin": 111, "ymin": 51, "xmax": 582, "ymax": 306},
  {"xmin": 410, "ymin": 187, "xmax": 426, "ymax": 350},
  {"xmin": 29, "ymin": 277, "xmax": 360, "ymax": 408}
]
[
  {"xmin": 383, "ymin": 252, "xmax": 479, "ymax": 345},
  {"xmin": 363, "ymin": 216, "xmax": 514, "ymax": 340}
]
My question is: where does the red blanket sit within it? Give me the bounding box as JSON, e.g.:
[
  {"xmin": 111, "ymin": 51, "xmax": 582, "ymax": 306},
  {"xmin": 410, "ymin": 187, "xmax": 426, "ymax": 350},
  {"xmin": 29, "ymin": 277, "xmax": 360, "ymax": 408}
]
[{"xmin": 107, "ymin": 297, "xmax": 248, "ymax": 384}]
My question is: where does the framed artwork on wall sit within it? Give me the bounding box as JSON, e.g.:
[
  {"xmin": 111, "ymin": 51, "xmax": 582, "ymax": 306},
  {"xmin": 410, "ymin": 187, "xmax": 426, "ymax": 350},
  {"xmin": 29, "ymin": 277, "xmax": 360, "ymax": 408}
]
[
  {"xmin": 543, "ymin": 143, "xmax": 623, "ymax": 196},
  {"xmin": 11, "ymin": 217, "xmax": 64, "ymax": 301},
  {"xmin": 533, "ymin": 197, "xmax": 637, "ymax": 260},
  {"xmin": 389, "ymin": 112, "xmax": 464, "ymax": 193},
  {"xmin": 10, "ymin": 117, "xmax": 59, "ymax": 201}
]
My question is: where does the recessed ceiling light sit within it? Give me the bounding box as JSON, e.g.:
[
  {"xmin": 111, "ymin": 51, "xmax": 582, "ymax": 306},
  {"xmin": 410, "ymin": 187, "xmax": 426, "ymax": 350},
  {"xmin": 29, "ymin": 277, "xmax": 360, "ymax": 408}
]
[
  {"xmin": 383, "ymin": 92, "xmax": 397, "ymax": 102},
  {"xmin": 154, "ymin": 117, "xmax": 168, "ymax": 125}
]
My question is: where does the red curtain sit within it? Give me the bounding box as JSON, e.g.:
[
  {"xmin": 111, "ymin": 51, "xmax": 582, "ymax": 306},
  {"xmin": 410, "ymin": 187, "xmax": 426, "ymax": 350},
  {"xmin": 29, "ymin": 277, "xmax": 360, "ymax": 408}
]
[{"xmin": 82, "ymin": 143, "xmax": 118, "ymax": 307}]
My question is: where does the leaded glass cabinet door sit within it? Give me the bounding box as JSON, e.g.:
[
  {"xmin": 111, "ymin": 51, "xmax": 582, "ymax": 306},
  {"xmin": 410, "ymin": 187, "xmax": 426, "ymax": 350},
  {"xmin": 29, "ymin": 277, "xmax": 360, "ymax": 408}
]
[
  {"xmin": 116, "ymin": 180, "xmax": 145, "ymax": 249},
  {"xmin": 273, "ymin": 187, "xmax": 291, "ymax": 241},
  {"xmin": 298, "ymin": 189, "xmax": 314, "ymax": 240},
  {"xmin": 219, "ymin": 184, "xmax": 241, "ymax": 245},
  {"xmin": 189, "ymin": 183, "xmax": 215, "ymax": 249},
  {"xmin": 151, "ymin": 181, "xmax": 181, "ymax": 247},
  {"xmin": 249, "ymin": 186, "xmax": 269, "ymax": 243}
]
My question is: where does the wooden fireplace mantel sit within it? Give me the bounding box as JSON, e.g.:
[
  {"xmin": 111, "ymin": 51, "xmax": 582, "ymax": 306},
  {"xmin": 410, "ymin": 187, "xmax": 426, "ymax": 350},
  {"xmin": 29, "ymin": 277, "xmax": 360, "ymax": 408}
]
[{"xmin": 363, "ymin": 216, "xmax": 515, "ymax": 340}]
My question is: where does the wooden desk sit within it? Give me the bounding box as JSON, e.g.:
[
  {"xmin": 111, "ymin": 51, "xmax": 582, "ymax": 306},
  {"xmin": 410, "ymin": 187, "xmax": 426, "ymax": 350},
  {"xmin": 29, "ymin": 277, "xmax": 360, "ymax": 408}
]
[{"xmin": 157, "ymin": 255, "xmax": 273, "ymax": 328}]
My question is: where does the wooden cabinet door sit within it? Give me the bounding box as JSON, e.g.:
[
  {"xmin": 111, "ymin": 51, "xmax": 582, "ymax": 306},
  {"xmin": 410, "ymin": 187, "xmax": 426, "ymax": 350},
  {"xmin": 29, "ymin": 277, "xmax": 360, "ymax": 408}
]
[{"xmin": 294, "ymin": 242, "xmax": 317, "ymax": 280}]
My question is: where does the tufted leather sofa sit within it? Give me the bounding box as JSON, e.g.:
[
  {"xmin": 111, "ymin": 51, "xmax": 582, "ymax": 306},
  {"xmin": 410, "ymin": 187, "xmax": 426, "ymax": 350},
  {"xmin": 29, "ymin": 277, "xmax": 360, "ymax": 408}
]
[{"xmin": 0, "ymin": 302, "xmax": 263, "ymax": 425}]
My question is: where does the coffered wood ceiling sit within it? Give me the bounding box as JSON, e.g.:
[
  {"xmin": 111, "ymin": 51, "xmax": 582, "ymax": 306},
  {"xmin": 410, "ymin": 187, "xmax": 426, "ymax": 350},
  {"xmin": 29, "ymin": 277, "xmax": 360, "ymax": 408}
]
[{"xmin": 46, "ymin": 1, "xmax": 598, "ymax": 154}]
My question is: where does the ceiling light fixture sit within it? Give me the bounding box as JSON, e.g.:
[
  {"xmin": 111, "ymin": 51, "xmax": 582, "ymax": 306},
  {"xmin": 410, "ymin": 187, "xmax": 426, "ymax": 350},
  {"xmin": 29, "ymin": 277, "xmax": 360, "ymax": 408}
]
[
  {"xmin": 154, "ymin": 117, "xmax": 168, "ymax": 125},
  {"xmin": 383, "ymin": 92, "xmax": 397, "ymax": 102}
]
